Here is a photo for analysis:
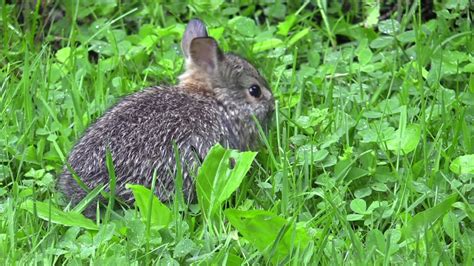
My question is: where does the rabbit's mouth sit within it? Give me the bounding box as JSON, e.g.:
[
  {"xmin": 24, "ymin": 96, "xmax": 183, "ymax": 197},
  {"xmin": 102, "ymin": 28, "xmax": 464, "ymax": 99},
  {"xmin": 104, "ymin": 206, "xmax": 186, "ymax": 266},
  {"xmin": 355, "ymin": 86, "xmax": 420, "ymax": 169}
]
[
  {"xmin": 261, "ymin": 111, "xmax": 274, "ymax": 136},
  {"xmin": 244, "ymin": 103, "xmax": 274, "ymax": 150},
  {"xmin": 260, "ymin": 100, "xmax": 275, "ymax": 128}
]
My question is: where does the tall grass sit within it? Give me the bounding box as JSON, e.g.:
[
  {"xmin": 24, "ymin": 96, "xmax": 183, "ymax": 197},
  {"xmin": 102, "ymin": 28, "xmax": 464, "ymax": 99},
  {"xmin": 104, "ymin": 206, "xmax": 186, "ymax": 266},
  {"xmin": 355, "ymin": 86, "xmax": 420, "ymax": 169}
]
[{"xmin": 1, "ymin": 1, "xmax": 472, "ymax": 264}]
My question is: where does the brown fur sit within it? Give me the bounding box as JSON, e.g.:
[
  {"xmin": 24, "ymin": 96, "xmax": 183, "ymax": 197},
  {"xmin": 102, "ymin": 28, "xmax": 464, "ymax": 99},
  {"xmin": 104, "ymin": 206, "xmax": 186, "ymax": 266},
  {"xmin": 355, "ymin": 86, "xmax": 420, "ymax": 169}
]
[{"xmin": 58, "ymin": 19, "xmax": 274, "ymax": 218}]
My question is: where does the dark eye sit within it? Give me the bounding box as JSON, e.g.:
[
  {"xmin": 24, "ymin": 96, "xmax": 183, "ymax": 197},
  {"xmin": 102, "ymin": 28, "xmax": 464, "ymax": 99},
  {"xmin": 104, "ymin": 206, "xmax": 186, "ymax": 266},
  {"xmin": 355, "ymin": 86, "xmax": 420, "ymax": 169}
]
[{"xmin": 248, "ymin": 84, "xmax": 261, "ymax": 98}]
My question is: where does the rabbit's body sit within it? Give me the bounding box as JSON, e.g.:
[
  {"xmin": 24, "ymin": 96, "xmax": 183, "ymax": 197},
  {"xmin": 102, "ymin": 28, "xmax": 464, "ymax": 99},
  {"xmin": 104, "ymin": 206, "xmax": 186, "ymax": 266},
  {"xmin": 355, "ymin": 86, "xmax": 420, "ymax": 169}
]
[{"xmin": 58, "ymin": 19, "xmax": 274, "ymax": 216}]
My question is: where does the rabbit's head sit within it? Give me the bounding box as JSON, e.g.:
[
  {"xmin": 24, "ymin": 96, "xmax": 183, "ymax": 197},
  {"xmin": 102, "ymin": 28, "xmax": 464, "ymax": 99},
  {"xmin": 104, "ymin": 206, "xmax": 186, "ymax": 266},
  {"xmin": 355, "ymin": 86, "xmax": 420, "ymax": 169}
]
[{"xmin": 179, "ymin": 19, "xmax": 274, "ymax": 141}]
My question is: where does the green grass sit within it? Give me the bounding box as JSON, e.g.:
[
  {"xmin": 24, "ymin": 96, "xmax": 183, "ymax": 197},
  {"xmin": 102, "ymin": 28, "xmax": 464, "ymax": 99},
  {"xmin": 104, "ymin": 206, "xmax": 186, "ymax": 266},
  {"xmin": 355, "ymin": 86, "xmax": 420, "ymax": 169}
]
[{"xmin": 1, "ymin": 1, "xmax": 473, "ymax": 264}]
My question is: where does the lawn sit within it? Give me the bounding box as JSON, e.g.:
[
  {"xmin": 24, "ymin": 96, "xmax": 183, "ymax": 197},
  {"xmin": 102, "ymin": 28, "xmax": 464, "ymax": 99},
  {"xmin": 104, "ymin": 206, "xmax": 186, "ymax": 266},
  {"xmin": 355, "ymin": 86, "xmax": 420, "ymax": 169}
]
[{"xmin": 1, "ymin": 1, "xmax": 473, "ymax": 264}]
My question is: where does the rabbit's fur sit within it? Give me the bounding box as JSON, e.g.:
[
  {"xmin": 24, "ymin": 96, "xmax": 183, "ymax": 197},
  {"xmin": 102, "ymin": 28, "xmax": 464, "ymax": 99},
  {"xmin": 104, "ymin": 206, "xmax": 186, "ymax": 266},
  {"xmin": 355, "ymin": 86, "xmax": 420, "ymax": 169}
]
[{"xmin": 58, "ymin": 19, "xmax": 274, "ymax": 216}]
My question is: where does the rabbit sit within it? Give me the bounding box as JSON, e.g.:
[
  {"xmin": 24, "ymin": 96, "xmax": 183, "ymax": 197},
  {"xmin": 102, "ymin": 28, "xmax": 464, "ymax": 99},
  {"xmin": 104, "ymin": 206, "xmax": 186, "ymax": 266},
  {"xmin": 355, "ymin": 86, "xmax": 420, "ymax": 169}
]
[{"xmin": 57, "ymin": 19, "xmax": 274, "ymax": 217}]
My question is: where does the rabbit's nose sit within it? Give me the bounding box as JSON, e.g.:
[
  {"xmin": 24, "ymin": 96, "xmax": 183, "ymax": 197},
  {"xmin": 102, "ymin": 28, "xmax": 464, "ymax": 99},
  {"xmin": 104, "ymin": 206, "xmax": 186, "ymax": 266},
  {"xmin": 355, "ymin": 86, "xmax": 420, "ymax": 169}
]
[
  {"xmin": 263, "ymin": 88, "xmax": 273, "ymax": 100},
  {"xmin": 265, "ymin": 91, "xmax": 275, "ymax": 109}
]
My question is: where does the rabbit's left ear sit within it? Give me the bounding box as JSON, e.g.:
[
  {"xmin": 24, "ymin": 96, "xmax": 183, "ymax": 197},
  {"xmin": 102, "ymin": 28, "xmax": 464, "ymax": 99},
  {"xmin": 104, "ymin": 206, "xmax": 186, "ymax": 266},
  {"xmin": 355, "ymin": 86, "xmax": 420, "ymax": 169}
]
[
  {"xmin": 188, "ymin": 37, "xmax": 222, "ymax": 74},
  {"xmin": 182, "ymin": 19, "xmax": 208, "ymax": 59}
]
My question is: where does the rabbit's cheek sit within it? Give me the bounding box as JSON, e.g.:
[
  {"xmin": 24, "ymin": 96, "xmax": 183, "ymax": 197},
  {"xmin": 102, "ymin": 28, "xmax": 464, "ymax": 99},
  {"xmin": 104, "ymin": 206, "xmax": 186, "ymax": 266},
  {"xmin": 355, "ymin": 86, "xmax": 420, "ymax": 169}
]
[{"xmin": 242, "ymin": 97, "xmax": 257, "ymax": 107}]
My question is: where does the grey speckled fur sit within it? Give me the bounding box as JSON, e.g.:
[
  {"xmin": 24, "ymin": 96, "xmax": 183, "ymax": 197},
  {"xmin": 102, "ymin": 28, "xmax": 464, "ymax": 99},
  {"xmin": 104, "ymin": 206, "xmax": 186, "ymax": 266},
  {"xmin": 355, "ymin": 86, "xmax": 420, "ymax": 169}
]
[{"xmin": 58, "ymin": 19, "xmax": 274, "ymax": 216}]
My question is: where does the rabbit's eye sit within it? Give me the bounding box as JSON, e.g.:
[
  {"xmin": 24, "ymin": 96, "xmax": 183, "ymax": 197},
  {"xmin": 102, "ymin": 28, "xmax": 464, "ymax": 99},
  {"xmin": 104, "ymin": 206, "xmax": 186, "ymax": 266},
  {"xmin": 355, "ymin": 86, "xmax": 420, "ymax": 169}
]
[{"xmin": 248, "ymin": 84, "xmax": 261, "ymax": 98}]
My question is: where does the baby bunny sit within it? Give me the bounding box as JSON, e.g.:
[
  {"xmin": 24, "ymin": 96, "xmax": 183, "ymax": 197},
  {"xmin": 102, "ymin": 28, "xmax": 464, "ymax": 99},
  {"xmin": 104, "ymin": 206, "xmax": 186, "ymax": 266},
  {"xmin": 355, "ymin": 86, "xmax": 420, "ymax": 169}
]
[{"xmin": 58, "ymin": 19, "xmax": 274, "ymax": 216}]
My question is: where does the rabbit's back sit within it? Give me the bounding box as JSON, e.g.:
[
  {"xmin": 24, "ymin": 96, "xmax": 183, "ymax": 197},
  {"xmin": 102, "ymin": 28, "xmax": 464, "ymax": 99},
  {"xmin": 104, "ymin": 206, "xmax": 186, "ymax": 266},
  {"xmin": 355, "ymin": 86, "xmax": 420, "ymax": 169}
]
[
  {"xmin": 59, "ymin": 86, "xmax": 226, "ymax": 206},
  {"xmin": 58, "ymin": 19, "xmax": 274, "ymax": 218}
]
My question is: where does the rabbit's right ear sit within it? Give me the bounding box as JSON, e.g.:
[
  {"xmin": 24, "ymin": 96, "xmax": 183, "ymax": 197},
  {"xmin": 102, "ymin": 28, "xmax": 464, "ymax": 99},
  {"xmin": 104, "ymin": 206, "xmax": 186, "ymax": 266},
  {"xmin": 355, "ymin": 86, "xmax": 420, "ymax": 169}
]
[
  {"xmin": 188, "ymin": 37, "xmax": 222, "ymax": 74},
  {"xmin": 182, "ymin": 19, "xmax": 208, "ymax": 59}
]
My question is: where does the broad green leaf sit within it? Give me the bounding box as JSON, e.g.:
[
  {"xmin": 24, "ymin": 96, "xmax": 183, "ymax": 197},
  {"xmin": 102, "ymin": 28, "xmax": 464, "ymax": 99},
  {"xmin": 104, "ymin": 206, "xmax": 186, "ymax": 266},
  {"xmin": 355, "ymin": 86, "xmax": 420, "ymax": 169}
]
[
  {"xmin": 378, "ymin": 19, "xmax": 400, "ymax": 35},
  {"xmin": 93, "ymin": 223, "xmax": 115, "ymax": 246},
  {"xmin": 296, "ymin": 116, "xmax": 311, "ymax": 128},
  {"xmin": 267, "ymin": 2, "xmax": 286, "ymax": 19},
  {"xmin": 356, "ymin": 47, "xmax": 373, "ymax": 65},
  {"xmin": 126, "ymin": 184, "xmax": 171, "ymax": 229},
  {"xmin": 224, "ymin": 253, "xmax": 243, "ymax": 266},
  {"xmin": 224, "ymin": 209, "xmax": 310, "ymax": 263},
  {"xmin": 191, "ymin": 0, "xmax": 224, "ymax": 12},
  {"xmin": 367, "ymin": 201, "xmax": 383, "ymax": 214},
  {"xmin": 347, "ymin": 214, "xmax": 364, "ymax": 221},
  {"xmin": 252, "ymin": 39, "xmax": 283, "ymax": 53},
  {"xmin": 209, "ymin": 26, "xmax": 225, "ymax": 40},
  {"xmin": 397, "ymin": 30, "xmax": 415, "ymax": 43},
  {"xmin": 173, "ymin": 238, "xmax": 197, "ymax": 258},
  {"xmin": 21, "ymin": 200, "xmax": 98, "ymax": 230},
  {"xmin": 228, "ymin": 16, "xmax": 259, "ymax": 37},
  {"xmin": 296, "ymin": 145, "xmax": 328, "ymax": 165},
  {"xmin": 443, "ymin": 212, "xmax": 460, "ymax": 239},
  {"xmin": 449, "ymin": 154, "xmax": 474, "ymax": 175},
  {"xmin": 354, "ymin": 187, "xmax": 372, "ymax": 198},
  {"xmin": 372, "ymin": 182, "xmax": 389, "ymax": 192},
  {"xmin": 0, "ymin": 165, "xmax": 12, "ymax": 181},
  {"xmin": 370, "ymin": 36, "xmax": 394, "ymax": 49},
  {"xmin": 98, "ymin": 57, "xmax": 118, "ymax": 72},
  {"xmin": 347, "ymin": 167, "xmax": 370, "ymax": 181},
  {"xmin": 356, "ymin": 39, "xmax": 372, "ymax": 65},
  {"xmin": 350, "ymin": 198, "xmax": 367, "ymax": 214},
  {"xmin": 359, "ymin": 123, "xmax": 396, "ymax": 143},
  {"xmin": 364, "ymin": 2, "xmax": 380, "ymax": 27},
  {"xmin": 463, "ymin": 63, "xmax": 474, "ymax": 73},
  {"xmin": 402, "ymin": 194, "xmax": 457, "ymax": 239},
  {"xmin": 386, "ymin": 124, "xmax": 421, "ymax": 154},
  {"xmin": 55, "ymin": 47, "xmax": 71, "ymax": 63},
  {"xmin": 444, "ymin": 0, "xmax": 470, "ymax": 9},
  {"xmin": 24, "ymin": 168, "xmax": 45, "ymax": 179},
  {"xmin": 366, "ymin": 229, "xmax": 386, "ymax": 254},
  {"xmin": 196, "ymin": 144, "xmax": 257, "ymax": 219}
]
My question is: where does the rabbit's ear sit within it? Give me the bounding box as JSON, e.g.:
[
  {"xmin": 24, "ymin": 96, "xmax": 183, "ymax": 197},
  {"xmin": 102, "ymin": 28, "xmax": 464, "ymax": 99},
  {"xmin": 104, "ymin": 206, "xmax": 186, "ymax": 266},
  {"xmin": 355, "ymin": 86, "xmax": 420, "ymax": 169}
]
[
  {"xmin": 188, "ymin": 37, "xmax": 222, "ymax": 74},
  {"xmin": 182, "ymin": 19, "xmax": 208, "ymax": 59}
]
